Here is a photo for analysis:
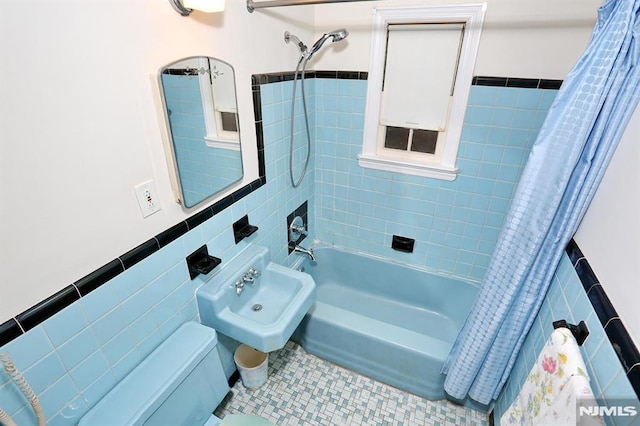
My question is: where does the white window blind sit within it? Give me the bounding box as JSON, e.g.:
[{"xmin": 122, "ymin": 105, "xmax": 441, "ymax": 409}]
[{"xmin": 380, "ymin": 23, "xmax": 464, "ymax": 131}]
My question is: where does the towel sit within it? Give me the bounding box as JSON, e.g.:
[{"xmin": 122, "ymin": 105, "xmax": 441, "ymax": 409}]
[{"xmin": 501, "ymin": 327, "xmax": 603, "ymax": 426}]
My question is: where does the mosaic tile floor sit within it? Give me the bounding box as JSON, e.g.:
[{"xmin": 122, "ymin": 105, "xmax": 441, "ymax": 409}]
[{"xmin": 215, "ymin": 341, "xmax": 488, "ymax": 426}]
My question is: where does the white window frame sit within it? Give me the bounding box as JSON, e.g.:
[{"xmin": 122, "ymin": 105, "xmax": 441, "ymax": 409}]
[{"xmin": 358, "ymin": 3, "xmax": 486, "ymax": 181}]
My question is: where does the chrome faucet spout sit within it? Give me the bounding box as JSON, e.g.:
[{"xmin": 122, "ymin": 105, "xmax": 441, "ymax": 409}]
[{"xmin": 293, "ymin": 245, "xmax": 316, "ymax": 262}]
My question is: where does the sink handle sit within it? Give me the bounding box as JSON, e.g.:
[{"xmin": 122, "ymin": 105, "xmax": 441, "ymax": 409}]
[
  {"xmin": 235, "ymin": 280, "xmax": 245, "ymax": 295},
  {"xmin": 248, "ymin": 267, "xmax": 260, "ymax": 277}
]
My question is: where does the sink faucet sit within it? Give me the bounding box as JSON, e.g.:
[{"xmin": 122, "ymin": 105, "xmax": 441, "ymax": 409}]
[{"xmin": 293, "ymin": 245, "xmax": 316, "ymax": 262}]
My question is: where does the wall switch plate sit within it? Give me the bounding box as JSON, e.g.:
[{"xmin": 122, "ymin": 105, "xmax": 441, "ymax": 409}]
[{"xmin": 134, "ymin": 180, "xmax": 161, "ymax": 218}]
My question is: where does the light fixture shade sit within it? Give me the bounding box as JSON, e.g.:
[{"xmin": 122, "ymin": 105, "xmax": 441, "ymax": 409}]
[{"xmin": 183, "ymin": 0, "xmax": 225, "ymax": 12}]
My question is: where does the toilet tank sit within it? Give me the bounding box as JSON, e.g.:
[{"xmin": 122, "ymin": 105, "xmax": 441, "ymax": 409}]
[{"xmin": 79, "ymin": 322, "xmax": 230, "ymax": 426}]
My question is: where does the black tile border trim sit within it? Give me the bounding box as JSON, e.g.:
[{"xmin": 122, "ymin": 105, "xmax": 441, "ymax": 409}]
[
  {"xmin": 473, "ymin": 76, "xmax": 563, "ymax": 90},
  {"xmin": 16, "ymin": 286, "xmax": 81, "ymax": 333},
  {"xmin": 0, "ymin": 319, "xmax": 23, "ymax": 347},
  {"xmin": 75, "ymin": 259, "xmax": 125, "ymax": 297},
  {"xmin": 252, "ymin": 72, "xmax": 559, "ymax": 89},
  {"xmin": 251, "ymin": 70, "xmax": 368, "ymax": 86},
  {"xmin": 565, "ymin": 238, "xmax": 640, "ymax": 399},
  {"xmin": 0, "ymin": 70, "xmax": 558, "ymax": 347},
  {"xmin": 0, "ymin": 74, "xmax": 269, "ymax": 347}
]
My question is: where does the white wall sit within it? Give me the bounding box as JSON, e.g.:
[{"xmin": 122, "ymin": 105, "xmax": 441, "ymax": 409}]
[
  {"xmin": 0, "ymin": 0, "xmax": 607, "ymax": 326},
  {"xmin": 575, "ymin": 105, "xmax": 640, "ymax": 347},
  {"xmin": 0, "ymin": 0, "xmax": 313, "ymax": 322},
  {"xmin": 311, "ymin": 0, "xmax": 600, "ymax": 79}
]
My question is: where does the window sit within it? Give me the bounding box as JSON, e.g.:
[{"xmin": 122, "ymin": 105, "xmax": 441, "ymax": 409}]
[
  {"xmin": 220, "ymin": 111, "xmax": 238, "ymax": 133},
  {"xmin": 197, "ymin": 58, "xmax": 241, "ymax": 151},
  {"xmin": 359, "ymin": 4, "xmax": 486, "ymax": 181}
]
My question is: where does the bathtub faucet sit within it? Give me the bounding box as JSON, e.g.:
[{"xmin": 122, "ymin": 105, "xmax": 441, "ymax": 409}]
[{"xmin": 293, "ymin": 245, "xmax": 316, "ymax": 262}]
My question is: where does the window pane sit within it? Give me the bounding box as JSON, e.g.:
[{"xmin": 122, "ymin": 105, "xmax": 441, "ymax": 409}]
[
  {"xmin": 384, "ymin": 126, "xmax": 410, "ymax": 150},
  {"xmin": 221, "ymin": 111, "xmax": 238, "ymax": 132},
  {"xmin": 411, "ymin": 129, "xmax": 438, "ymax": 154}
]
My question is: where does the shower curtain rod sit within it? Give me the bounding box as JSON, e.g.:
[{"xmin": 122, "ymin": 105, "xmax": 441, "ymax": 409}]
[{"xmin": 247, "ymin": 0, "xmax": 375, "ymax": 13}]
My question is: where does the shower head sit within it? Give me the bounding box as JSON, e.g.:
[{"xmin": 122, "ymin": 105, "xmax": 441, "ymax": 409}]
[
  {"xmin": 307, "ymin": 28, "xmax": 349, "ymax": 61},
  {"xmin": 284, "ymin": 31, "xmax": 308, "ymax": 56}
]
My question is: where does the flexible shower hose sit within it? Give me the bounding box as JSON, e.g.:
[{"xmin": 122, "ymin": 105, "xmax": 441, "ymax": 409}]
[
  {"xmin": 0, "ymin": 408, "xmax": 17, "ymax": 426},
  {"xmin": 289, "ymin": 55, "xmax": 312, "ymax": 188},
  {"xmin": 0, "ymin": 353, "xmax": 46, "ymax": 426}
]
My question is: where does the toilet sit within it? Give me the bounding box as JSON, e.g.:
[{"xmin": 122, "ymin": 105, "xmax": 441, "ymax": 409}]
[{"xmin": 79, "ymin": 321, "xmax": 274, "ymax": 426}]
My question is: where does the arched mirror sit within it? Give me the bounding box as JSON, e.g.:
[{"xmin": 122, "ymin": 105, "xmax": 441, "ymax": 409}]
[{"xmin": 159, "ymin": 56, "xmax": 243, "ymax": 208}]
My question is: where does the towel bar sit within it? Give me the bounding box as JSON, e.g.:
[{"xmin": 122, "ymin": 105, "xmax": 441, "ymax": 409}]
[{"xmin": 553, "ymin": 319, "xmax": 589, "ymax": 346}]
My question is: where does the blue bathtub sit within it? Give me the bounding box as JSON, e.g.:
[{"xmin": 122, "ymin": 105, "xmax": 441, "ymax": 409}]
[{"xmin": 291, "ymin": 244, "xmax": 478, "ymax": 400}]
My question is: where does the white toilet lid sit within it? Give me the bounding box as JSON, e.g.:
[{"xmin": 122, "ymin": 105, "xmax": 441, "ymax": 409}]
[{"xmin": 221, "ymin": 414, "xmax": 276, "ymax": 426}]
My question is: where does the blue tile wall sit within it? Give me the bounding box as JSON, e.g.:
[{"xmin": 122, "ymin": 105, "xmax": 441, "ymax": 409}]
[
  {"xmin": 314, "ymin": 80, "xmax": 558, "ymax": 283},
  {"xmin": 0, "ymin": 74, "xmax": 561, "ymax": 425},
  {"xmin": 493, "ymin": 253, "xmax": 637, "ymax": 426},
  {"xmin": 0, "ymin": 78, "xmax": 312, "ymax": 425}
]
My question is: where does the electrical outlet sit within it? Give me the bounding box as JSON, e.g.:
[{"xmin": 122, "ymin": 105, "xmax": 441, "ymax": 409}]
[{"xmin": 134, "ymin": 180, "xmax": 161, "ymax": 218}]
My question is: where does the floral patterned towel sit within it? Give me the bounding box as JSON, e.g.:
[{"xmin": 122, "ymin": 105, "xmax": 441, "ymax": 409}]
[{"xmin": 501, "ymin": 327, "xmax": 603, "ymax": 426}]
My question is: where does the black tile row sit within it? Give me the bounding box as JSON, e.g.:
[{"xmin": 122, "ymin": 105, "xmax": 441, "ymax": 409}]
[
  {"xmin": 250, "ymin": 72, "xmax": 561, "ymax": 91},
  {"xmin": 0, "ymin": 75, "xmax": 269, "ymax": 346},
  {"xmin": 473, "ymin": 76, "xmax": 563, "ymax": 90},
  {"xmin": 565, "ymin": 239, "xmax": 640, "ymax": 399},
  {"xmin": 251, "ymin": 70, "xmax": 368, "ymax": 86}
]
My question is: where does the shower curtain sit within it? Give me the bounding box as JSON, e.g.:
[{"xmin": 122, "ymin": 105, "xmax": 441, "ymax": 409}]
[{"xmin": 442, "ymin": 0, "xmax": 640, "ymax": 405}]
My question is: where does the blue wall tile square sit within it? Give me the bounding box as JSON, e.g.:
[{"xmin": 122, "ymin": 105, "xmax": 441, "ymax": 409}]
[
  {"xmin": 56, "ymin": 327, "xmax": 99, "ymax": 371},
  {"xmin": 38, "ymin": 376, "xmax": 80, "ymax": 419},
  {"xmin": 0, "ymin": 379, "xmax": 28, "ymax": 416},
  {"xmin": 80, "ymin": 283, "xmax": 119, "ymax": 324},
  {"xmin": 101, "ymin": 327, "xmax": 139, "ymax": 365},
  {"xmin": 108, "ymin": 268, "xmax": 146, "ymax": 303},
  {"xmin": 42, "ymin": 303, "xmax": 88, "ymax": 347},
  {"xmin": 516, "ymin": 89, "xmax": 542, "ymax": 109},
  {"xmin": 81, "ymin": 371, "xmax": 117, "ymax": 407},
  {"xmin": 0, "ymin": 326, "xmax": 53, "ymax": 371},
  {"xmin": 468, "ymin": 86, "xmax": 498, "ymax": 106},
  {"xmin": 495, "ymin": 87, "xmax": 520, "ymax": 107},
  {"xmin": 491, "ymin": 108, "xmax": 514, "ymax": 127},
  {"xmin": 590, "ymin": 338, "xmax": 628, "ymax": 392},
  {"xmin": 602, "ymin": 369, "xmax": 637, "ymax": 400},
  {"xmin": 91, "ymin": 307, "xmax": 127, "ymax": 346},
  {"xmin": 69, "ymin": 350, "xmax": 110, "ymax": 391}
]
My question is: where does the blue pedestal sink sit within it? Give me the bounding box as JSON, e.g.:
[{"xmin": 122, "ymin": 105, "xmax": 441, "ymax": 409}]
[{"xmin": 196, "ymin": 245, "xmax": 316, "ymax": 352}]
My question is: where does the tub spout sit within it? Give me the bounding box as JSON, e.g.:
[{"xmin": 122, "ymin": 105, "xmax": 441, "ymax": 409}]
[{"xmin": 293, "ymin": 245, "xmax": 316, "ymax": 262}]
